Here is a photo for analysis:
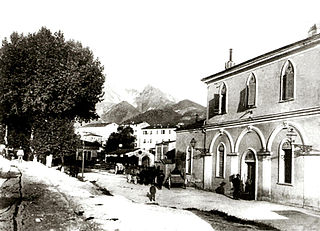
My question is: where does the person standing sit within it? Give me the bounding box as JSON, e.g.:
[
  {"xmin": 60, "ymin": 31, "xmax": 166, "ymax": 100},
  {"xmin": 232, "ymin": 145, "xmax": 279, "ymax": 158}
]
[
  {"xmin": 17, "ymin": 146, "xmax": 24, "ymax": 163},
  {"xmin": 149, "ymin": 184, "xmax": 157, "ymax": 201},
  {"xmin": 157, "ymin": 170, "xmax": 165, "ymax": 189},
  {"xmin": 232, "ymin": 174, "xmax": 241, "ymax": 200}
]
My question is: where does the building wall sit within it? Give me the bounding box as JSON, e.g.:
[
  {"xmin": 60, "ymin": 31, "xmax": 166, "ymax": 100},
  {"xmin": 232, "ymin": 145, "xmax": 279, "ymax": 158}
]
[
  {"xmin": 178, "ymin": 114, "xmax": 320, "ymax": 210},
  {"xmin": 207, "ymin": 44, "xmax": 320, "ymax": 124},
  {"xmin": 141, "ymin": 127, "xmax": 176, "ymax": 151},
  {"xmin": 77, "ymin": 123, "xmax": 119, "ymax": 144},
  {"xmin": 176, "ymin": 130, "xmax": 204, "ymax": 187},
  {"xmin": 155, "ymin": 141, "xmax": 176, "ymax": 162},
  {"xmin": 179, "ymin": 36, "xmax": 320, "ymax": 210},
  {"xmin": 127, "ymin": 122, "xmax": 149, "ymax": 148}
]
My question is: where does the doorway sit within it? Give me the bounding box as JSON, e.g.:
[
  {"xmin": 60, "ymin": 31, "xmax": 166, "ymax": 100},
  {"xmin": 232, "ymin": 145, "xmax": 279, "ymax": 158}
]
[
  {"xmin": 142, "ymin": 156, "xmax": 150, "ymax": 167},
  {"xmin": 243, "ymin": 150, "xmax": 256, "ymax": 200}
]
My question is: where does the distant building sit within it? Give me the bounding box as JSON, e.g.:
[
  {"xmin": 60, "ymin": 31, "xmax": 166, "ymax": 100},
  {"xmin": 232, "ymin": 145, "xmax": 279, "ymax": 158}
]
[
  {"xmin": 176, "ymin": 25, "xmax": 320, "ymax": 210},
  {"xmin": 140, "ymin": 125, "xmax": 176, "ymax": 153},
  {"xmin": 76, "ymin": 140, "xmax": 101, "ymax": 161},
  {"xmin": 155, "ymin": 140, "xmax": 176, "ymax": 163},
  {"xmin": 122, "ymin": 122, "xmax": 150, "ymax": 148},
  {"xmin": 81, "ymin": 132, "xmax": 103, "ymax": 144},
  {"xmin": 76, "ymin": 122, "xmax": 118, "ymax": 145}
]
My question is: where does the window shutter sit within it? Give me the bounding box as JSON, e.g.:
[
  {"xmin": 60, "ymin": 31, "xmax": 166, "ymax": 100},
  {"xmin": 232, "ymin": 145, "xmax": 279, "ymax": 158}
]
[
  {"xmin": 237, "ymin": 88, "xmax": 247, "ymax": 112},
  {"xmin": 209, "ymin": 94, "xmax": 220, "ymax": 118},
  {"xmin": 286, "ymin": 72, "xmax": 294, "ymax": 99},
  {"xmin": 213, "ymin": 94, "xmax": 220, "ymax": 114},
  {"xmin": 219, "ymin": 150, "xmax": 224, "ymax": 177},
  {"xmin": 247, "ymin": 83, "xmax": 256, "ymax": 106}
]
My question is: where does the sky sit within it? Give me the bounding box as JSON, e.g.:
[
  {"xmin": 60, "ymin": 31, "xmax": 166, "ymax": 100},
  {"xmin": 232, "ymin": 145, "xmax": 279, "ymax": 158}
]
[{"xmin": 0, "ymin": 0, "xmax": 319, "ymax": 106}]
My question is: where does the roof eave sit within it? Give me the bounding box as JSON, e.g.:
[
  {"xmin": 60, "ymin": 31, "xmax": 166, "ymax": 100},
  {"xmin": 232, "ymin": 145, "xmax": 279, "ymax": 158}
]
[{"xmin": 201, "ymin": 34, "xmax": 320, "ymax": 84}]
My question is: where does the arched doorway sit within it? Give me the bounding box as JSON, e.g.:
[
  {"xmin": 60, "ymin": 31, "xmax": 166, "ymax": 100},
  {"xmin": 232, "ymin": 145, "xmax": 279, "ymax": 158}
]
[
  {"xmin": 242, "ymin": 149, "xmax": 256, "ymax": 200},
  {"xmin": 142, "ymin": 156, "xmax": 150, "ymax": 167}
]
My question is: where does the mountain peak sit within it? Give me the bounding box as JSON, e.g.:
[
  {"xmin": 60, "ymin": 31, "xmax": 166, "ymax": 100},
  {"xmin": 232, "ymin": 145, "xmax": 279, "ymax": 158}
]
[{"xmin": 135, "ymin": 85, "xmax": 176, "ymax": 112}]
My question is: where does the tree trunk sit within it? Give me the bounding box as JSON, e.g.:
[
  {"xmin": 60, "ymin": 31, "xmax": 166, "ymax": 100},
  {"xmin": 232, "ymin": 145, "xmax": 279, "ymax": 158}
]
[{"xmin": 61, "ymin": 155, "xmax": 65, "ymax": 165}]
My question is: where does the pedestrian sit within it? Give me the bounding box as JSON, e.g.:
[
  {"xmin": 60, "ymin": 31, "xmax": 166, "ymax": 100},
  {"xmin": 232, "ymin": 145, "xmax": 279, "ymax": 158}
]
[
  {"xmin": 17, "ymin": 146, "xmax": 24, "ymax": 163},
  {"xmin": 215, "ymin": 182, "xmax": 226, "ymax": 195},
  {"xmin": 157, "ymin": 170, "xmax": 165, "ymax": 189},
  {"xmin": 232, "ymin": 174, "xmax": 241, "ymax": 199},
  {"xmin": 149, "ymin": 184, "xmax": 157, "ymax": 201}
]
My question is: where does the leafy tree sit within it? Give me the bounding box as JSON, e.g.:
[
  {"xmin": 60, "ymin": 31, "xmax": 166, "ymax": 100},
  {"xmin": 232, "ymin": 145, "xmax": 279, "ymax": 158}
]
[
  {"xmin": 30, "ymin": 117, "xmax": 81, "ymax": 164},
  {"xmin": 104, "ymin": 126, "xmax": 136, "ymax": 153},
  {"xmin": 0, "ymin": 27, "xmax": 105, "ymax": 161}
]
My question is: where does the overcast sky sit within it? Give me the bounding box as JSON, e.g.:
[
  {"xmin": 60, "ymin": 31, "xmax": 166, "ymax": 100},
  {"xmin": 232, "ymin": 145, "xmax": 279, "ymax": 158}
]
[{"xmin": 0, "ymin": 0, "xmax": 319, "ymax": 106}]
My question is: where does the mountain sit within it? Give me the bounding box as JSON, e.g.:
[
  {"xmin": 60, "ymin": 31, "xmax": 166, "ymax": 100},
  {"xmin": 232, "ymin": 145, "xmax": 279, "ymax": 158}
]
[
  {"xmin": 97, "ymin": 85, "xmax": 206, "ymax": 126},
  {"xmin": 170, "ymin": 99, "xmax": 206, "ymax": 122},
  {"xmin": 100, "ymin": 101, "xmax": 140, "ymax": 124},
  {"xmin": 117, "ymin": 88, "xmax": 140, "ymax": 108},
  {"xmin": 122, "ymin": 99, "xmax": 206, "ymax": 126},
  {"xmin": 96, "ymin": 85, "xmax": 176, "ymax": 116},
  {"xmin": 135, "ymin": 85, "xmax": 176, "ymax": 112},
  {"xmin": 95, "ymin": 85, "xmax": 122, "ymax": 115},
  {"xmin": 123, "ymin": 108, "xmax": 182, "ymax": 126}
]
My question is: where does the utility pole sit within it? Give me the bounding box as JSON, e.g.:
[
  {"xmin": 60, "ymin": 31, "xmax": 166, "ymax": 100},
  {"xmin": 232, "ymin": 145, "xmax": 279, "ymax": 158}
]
[{"xmin": 81, "ymin": 140, "xmax": 85, "ymax": 180}]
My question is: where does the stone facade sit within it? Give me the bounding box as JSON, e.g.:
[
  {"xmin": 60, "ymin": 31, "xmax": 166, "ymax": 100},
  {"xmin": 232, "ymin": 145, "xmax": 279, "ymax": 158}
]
[{"xmin": 177, "ymin": 32, "xmax": 320, "ymax": 210}]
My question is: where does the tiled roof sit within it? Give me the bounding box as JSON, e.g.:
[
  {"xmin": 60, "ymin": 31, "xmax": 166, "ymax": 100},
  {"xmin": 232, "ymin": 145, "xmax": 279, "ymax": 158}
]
[
  {"xmin": 82, "ymin": 122, "xmax": 113, "ymax": 128},
  {"xmin": 142, "ymin": 125, "xmax": 177, "ymax": 130}
]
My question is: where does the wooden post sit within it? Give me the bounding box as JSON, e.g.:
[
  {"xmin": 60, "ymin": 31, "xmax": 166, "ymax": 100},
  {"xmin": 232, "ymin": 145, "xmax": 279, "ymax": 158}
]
[{"xmin": 82, "ymin": 150, "xmax": 84, "ymax": 179}]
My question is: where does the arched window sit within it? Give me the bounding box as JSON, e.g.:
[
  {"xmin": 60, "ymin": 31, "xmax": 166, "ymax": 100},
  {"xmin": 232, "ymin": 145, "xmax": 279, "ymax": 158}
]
[
  {"xmin": 247, "ymin": 74, "xmax": 256, "ymax": 108},
  {"xmin": 186, "ymin": 146, "xmax": 193, "ymax": 174},
  {"xmin": 281, "ymin": 61, "xmax": 295, "ymax": 101},
  {"xmin": 279, "ymin": 140, "xmax": 293, "ymax": 184},
  {"xmin": 216, "ymin": 143, "xmax": 225, "ymax": 178},
  {"xmin": 219, "ymin": 83, "xmax": 227, "ymax": 114}
]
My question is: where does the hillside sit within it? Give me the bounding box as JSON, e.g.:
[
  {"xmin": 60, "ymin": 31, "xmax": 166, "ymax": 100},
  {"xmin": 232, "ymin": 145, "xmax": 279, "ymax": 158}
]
[
  {"xmin": 135, "ymin": 85, "xmax": 176, "ymax": 112},
  {"xmin": 123, "ymin": 108, "xmax": 182, "ymax": 126},
  {"xmin": 100, "ymin": 101, "xmax": 140, "ymax": 124},
  {"xmin": 98, "ymin": 85, "xmax": 206, "ymax": 126}
]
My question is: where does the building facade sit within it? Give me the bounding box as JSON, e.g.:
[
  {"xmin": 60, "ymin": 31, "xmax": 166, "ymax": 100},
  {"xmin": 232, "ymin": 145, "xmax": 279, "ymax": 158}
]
[
  {"xmin": 140, "ymin": 125, "xmax": 176, "ymax": 152},
  {"xmin": 123, "ymin": 122, "xmax": 150, "ymax": 148},
  {"xmin": 177, "ymin": 28, "xmax": 320, "ymax": 210},
  {"xmin": 76, "ymin": 122, "xmax": 118, "ymax": 145}
]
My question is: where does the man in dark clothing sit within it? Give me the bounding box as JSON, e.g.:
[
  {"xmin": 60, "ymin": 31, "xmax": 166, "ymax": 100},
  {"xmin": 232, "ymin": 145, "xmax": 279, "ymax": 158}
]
[
  {"xmin": 157, "ymin": 170, "xmax": 165, "ymax": 189},
  {"xmin": 215, "ymin": 182, "xmax": 226, "ymax": 195},
  {"xmin": 149, "ymin": 184, "xmax": 157, "ymax": 201},
  {"xmin": 232, "ymin": 174, "xmax": 241, "ymax": 199}
]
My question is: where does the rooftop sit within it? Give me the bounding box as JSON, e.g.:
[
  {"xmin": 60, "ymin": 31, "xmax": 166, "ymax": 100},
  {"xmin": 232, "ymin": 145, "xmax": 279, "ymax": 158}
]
[
  {"xmin": 202, "ymin": 32, "xmax": 320, "ymax": 84},
  {"xmin": 143, "ymin": 125, "xmax": 177, "ymax": 130},
  {"xmin": 82, "ymin": 122, "xmax": 114, "ymax": 128}
]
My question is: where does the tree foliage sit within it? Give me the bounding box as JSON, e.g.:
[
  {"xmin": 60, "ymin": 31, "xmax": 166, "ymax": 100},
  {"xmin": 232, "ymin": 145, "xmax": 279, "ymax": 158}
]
[
  {"xmin": 0, "ymin": 27, "xmax": 105, "ymax": 160},
  {"xmin": 30, "ymin": 117, "xmax": 81, "ymax": 163},
  {"xmin": 0, "ymin": 27, "xmax": 104, "ymax": 123},
  {"xmin": 104, "ymin": 126, "xmax": 136, "ymax": 153}
]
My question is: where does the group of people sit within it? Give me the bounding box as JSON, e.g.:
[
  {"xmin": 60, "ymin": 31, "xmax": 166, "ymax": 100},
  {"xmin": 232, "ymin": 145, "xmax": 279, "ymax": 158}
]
[
  {"xmin": 215, "ymin": 174, "xmax": 251, "ymax": 200},
  {"xmin": 125, "ymin": 166, "xmax": 166, "ymax": 189},
  {"xmin": 0, "ymin": 145, "xmax": 24, "ymax": 163},
  {"xmin": 124, "ymin": 165, "xmax": 167, "ymax": 202}
]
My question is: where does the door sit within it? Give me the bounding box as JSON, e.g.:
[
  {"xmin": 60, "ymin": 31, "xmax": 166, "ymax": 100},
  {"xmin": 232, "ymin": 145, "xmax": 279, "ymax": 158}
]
[
  {"xmin": 246, "ymin": 162, "xmax": 255, "ymax": 200},
  {"xmin": 244, "ymin": 150, "xmax": 256, "ymax": 200}
]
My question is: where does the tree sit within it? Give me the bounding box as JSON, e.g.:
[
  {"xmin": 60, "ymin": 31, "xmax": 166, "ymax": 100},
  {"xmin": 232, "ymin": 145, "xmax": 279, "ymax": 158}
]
[
  {"xmin": 0, "ymin": 27, "xmax": 105, "ymax": 161},
  {"xmin": 30, "ymin": 117, "xmax": 81, "ymax": 164},
  {"xmin": 104, "ymin": 126, "xmax": 136, "ymax": 153}
]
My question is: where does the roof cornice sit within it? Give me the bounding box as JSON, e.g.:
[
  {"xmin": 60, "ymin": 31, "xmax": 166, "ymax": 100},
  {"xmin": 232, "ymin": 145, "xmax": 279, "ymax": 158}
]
[{"xmin": 202, "ymin": 33, "xmax": 320, "ymax": 84}]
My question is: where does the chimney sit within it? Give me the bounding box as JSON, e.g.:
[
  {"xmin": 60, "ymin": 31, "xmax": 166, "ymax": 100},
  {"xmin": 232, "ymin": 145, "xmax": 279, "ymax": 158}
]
[
  {"xmin": 308, "ymin": 23, "xmax": 320, "ymax": 37},
  {"xmin": 225, "ymin": 48, "xmax": 235, "ymax": 69}
]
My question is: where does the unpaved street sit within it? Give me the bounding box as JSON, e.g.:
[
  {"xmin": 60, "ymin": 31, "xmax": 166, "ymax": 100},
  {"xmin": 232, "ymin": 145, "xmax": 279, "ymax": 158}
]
[{"xmin": 0, "ymin": 160, "xmax": 213, "ymax": 231}]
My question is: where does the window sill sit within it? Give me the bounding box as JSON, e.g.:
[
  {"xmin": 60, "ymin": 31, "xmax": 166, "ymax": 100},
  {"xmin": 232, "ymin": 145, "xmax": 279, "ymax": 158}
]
[
  {"xmin": 215, "ymin": 176, "xmax": 224, "ymax": 179},
  {"xmin": 277, "ymin": 182, "xmax": 293, "ymax": 186},
  {"xmin": 279, "ymin": 98, "xmax": 294, "ymax": 103}
]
